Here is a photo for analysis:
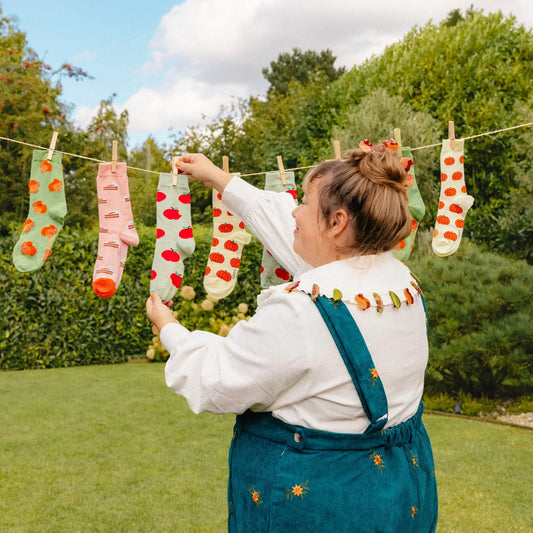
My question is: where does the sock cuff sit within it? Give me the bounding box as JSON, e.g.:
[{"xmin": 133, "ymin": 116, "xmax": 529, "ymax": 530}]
[
  {"xmin": 158, "ymin": 173, "xmax": 190, "ymax": 191},
  {"xmin": 441, "ymin": 138, "xmax": 464, "ymax": 154}
]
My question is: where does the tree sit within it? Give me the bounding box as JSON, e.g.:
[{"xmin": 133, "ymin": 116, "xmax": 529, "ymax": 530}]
[
  {"xmin": 334, "ymin": 10, "xmax": 533, "ymax": 257},
  {"xmin": 332, "ymin": 88, "xmax": 442, "ymax": 229},
  {"xmin": 0, "ymin": 9, "xmax": 89, "ymax": 229},
  {"xmin": 262, "ymin": 48, "xmax": 345, "ymax": 96},
  {"xmin": 128, "ymin": 137, "xmax": 170, "ymax": 226}
]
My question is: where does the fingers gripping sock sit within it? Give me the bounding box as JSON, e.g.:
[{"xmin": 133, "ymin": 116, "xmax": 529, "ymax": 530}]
[
  {"xmin": 260, "ymin": 171, "xmax": 297, "ymax": 288},
  {"xmin": 203, "ymin": 189, "xmax": 251, "ymax": 300},
  {"xmin": 393, "ymin": 148, "xmax": 425, "ymax": 262},
  {"xmin": 150, "ymin": 173, "xmax": 195, "ymax": 303},
  {"xmin": 92, "ymin": 162, "xmax": 139, "ymax": 298},
  {"xmin": 432, "ymin": 139, "xmax": 474, "ymax": 257},
  {"xmin": 13, "ymin": 150, "xmax": 67, "ymax": 272}
]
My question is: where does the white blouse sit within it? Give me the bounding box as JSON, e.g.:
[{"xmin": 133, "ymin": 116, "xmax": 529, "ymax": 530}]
[{"xmin": 162, "ymin": 177, "xmax": 428, "ymax": 434}]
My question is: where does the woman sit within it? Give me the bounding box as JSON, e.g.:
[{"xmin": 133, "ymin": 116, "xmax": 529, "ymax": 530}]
[{"xmin": 146, "ymin": 143, "xmax": 438, "ymax": 532}]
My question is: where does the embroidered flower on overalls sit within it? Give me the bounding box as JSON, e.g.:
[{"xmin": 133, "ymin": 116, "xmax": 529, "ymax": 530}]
[
  {"xmin": 369, "ymin": 367, "xmax": 380, "ymax": 386},
  {"xmin": 369, "ymin": 451, "xmax": 385, "ymax": 473},
  {"xmin": 411, "ymin": 452, "xmax": 419, "ymax": 468},
  {"xmin": 411, "ymin": 504, "xmax": 419, "ymax": 518},
  {"xmin": 284, "ymin": 480, "xmax": 309, "ymax": 500},
  {"xmin": 249, "ymin": 484, "xmax": 263, "ymax": 507}
]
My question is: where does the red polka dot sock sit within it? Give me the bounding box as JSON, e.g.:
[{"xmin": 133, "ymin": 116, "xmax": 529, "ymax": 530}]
[
  {"xmin": 432, "ymin": 139, "xmax": 474, "ymax": 257},
  {"xmin": 203, "ymin": 189, "xmax": 251, "ymax": 300},
  {"xmin": 260, "ymin": 171, "xmax": 297, "ymax": 288},
  {"xmin": 150, "ymin": 173, "xmax": 195, "ymax": 303},
  {"xmin": 92, "ymin": 163, "xmax": 139, "ymax": 298}
]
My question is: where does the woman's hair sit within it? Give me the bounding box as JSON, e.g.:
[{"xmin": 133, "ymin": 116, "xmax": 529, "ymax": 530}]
[{"xmin": 304, "ymin": 143, "xmax": 412, "ymax": 255}]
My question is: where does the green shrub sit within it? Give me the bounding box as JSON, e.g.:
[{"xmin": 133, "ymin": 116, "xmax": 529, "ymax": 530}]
[
  {"xmin": 3, "ymin": 224, "xmax": 532, "ymax": 404},
  {"xmin": 0, "ymin": 223, "xmax": 264, "ymax": 370},
  {"xmin": 409, "ymin": 239, "xmax": 533, "ymax": 399}
]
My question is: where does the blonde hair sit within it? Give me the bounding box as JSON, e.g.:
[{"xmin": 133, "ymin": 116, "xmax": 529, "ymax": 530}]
[{"xmin": 304, "ymin": 144, "xmax": 412, "ymax": 255}]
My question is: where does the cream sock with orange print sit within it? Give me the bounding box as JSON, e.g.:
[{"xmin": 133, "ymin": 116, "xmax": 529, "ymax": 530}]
[
  {"xmin": 203, "ymin": 189, "xmax": 251, "ymax": 300},
  {"xmin": 12, "ymin": 150, "xmax": 67, "ymax": 273},
  {"xmin": 92, "ymin": 162, "xmax": 139, "ymax": 298},
  {"xmin": 432, "ymin": 139, "xmax": 474, "ymax": 257}
]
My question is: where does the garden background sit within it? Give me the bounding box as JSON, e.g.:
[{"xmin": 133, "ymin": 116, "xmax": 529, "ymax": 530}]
[{"xmin": 1, "ymin": 5, "xmax": 532, "ymax": 531}]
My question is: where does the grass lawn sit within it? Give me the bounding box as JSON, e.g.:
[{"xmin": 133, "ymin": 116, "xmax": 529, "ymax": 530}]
[{"xmin": 0, "ymin": 363, "xmax": 531, "ymax": 532}]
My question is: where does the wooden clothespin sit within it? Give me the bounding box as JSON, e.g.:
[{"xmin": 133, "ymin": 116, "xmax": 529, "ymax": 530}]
[
  {"xmin": 111, "ymin": 140, "xmax": 118, "ymax": 173},
  {"xmin": 171, "ymin": 156, "xmax": 178, "ymax": 186},
  {"xmin": 276, "ymin": 155, "xmax": 286, "ymax": 186},
  {"xmin": 332, "ymin": 140, "xmax": 341, "ymax": 160},
  {"xmin": 47, "ymin": 131, "xmax": 58, "ymax": 161},
  {"xmin": 393, "ymin": 128, "xmax": 402, "ymax": 154},
  {"xmin": 222, "ymin": 156, "xmax": 230, "ymax": 173},
  {"xmin": 448, "ymin": 121, "xmax": 456, "ymax": 150}
]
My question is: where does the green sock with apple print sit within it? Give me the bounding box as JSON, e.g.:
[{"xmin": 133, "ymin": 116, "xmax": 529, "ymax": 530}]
[
  {"xmin": 203, "ymin": 188, "xmax": 251, "ymax": 300},
  {"xmin": 260, "ymin": 171, "xmax": 297, "ymax": 288},
  {"xmin": 13, "ymin": 150, "xmax": 67, "ymax": 273},
  {"xmin": 392, "ymin": 147, "xmax": 425, "ymax": 262},
  {"xmin": 150, "ymin": 173, "xmax": 195, "ymax": 303}
]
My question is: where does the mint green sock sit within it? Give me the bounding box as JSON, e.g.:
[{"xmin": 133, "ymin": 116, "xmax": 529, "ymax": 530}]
[
  {"xmin": 13, "ymin": 150, "xmax": 67, "ymax": 272},
  {"xmin": 260, "ymin": 171, "xmax": 297, "ymax": 288},
  {"xmin": 393, "ymin": 147, "xmax": 425, "ymax": 262}
]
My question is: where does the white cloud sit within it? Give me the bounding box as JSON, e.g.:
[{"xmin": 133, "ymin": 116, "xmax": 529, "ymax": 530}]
[
  {"xmin": 120, "ymin": 0, "xmax": 533, "ymax": 139},
  {"xmin": 72, "ymin": 104, "xmax": 98, "ymax": 130},
  {"xmin": 123, "ymin": 78, "xmax": 247, "ymax": 132}
]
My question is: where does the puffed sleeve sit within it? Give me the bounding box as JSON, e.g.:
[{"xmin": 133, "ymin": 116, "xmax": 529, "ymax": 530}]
[
  {"xmin": 222, "ymin": 177, "xmax": 310, "ymax": 276},
  {"xmin": 161, "ymin": 290, "xmax": 313, "ymax": 415}
]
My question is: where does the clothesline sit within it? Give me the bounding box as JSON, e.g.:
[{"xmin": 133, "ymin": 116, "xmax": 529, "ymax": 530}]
[{"xmin": 1, "ymin": 121, "xmax": 532, "ymax": 180}]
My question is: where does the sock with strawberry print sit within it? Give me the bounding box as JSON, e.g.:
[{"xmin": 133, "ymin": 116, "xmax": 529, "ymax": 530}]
[
  {"xmin": 393, "ymin": 147, "xmax": 425, "ymax": 262},
  {"xmin": 432, "ymin": 139, "xmax": 474, "ymax": 257},
  {"xmin": 13, "ymin": 150, "xmax": 67, "ymax": 273},
  {"xmin": 260, "ymin": 171, "xmax": 297, "ymax": 287},
  {"xmin": 92, "ymin": 162, "xmax": 139, "ymax": 298},
  {"xmin": 150, "ymin": 173, "xmax": 195, "ymax": 303},
  {"xmin": 203, "ymin": 189, "xmax": 251, "ymax": 300}
]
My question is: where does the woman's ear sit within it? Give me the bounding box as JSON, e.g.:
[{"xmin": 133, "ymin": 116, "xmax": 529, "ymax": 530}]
[{"xmin": 330, "ymin": 208, "xmax": 350, "ymax": 236}]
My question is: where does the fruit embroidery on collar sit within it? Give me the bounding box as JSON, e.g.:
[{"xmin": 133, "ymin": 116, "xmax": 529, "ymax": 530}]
[{"xmin": 285, "ymin": 273, "xmax": 423, "ymax": 312}]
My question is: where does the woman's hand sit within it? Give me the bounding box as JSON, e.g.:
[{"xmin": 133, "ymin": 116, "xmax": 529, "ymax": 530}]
[
  {"xmin": 146, "ymin": 293, "xmax": 178, "ymax": 332},
  {"xmin": 176, "ymin": 153, "xmax": 233, "ymax": 193}
]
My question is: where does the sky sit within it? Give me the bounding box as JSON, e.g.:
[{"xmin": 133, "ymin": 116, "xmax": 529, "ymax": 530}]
[{"xmin": 3, "ymin": 0, "xmax": 533, "ymax": 150}]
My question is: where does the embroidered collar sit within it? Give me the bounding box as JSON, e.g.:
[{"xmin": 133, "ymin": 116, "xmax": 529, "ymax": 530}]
[{"xmin": 275, "ymin": 252, "xmax": 423, "ymax": 312}]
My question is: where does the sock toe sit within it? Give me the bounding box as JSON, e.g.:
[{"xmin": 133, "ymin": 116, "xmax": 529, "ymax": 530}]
[{"xmin": 92, "ymin": 278, "xmax": 117, "ymax": 299}]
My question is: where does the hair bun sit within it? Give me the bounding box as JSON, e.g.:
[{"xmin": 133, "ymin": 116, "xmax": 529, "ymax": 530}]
[{"xmin": 344, "ymin": 143, "xmax": 408, "ymax": 193}]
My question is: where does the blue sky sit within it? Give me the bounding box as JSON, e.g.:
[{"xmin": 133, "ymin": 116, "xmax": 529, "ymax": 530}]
[{"xmin": 3, "ymin": 0, "xmax": 532, "ymax": 150}]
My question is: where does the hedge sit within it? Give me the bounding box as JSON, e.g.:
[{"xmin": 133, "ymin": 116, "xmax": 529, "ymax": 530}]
[
  {"xmin": 0, "ymin": 223, "xmax": 263, "ymax": 370},
  {"xmin": 2, "ymin": 224, "xmax": 532, "ymax": 399}
]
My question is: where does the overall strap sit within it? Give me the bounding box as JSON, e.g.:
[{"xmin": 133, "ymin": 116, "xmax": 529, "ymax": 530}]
[{"xmin": 314, "ymin": 295, "xmax": 388, "ymax": 434}]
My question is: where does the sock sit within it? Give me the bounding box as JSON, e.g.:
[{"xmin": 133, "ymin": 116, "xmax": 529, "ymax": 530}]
[
  {"xmin": 13, "ymin": 150, "xmax": 67, "ymax": 273},
  {"xmin": 92, "ymin": 162, "xmax": 139, "ymax": 298},
  {"xmin": 203, "ymin": 189, "xmax": 251, "ymax": 300},
  {"xmin": 393, "ymin": 148, "xmax": 425, "ymax": 262},
  {"xmin": 150, "ymin": 173, "xmax": 195, "ymax": 303},
  {"xmin": 432, "ymin": 139, "xmax": 474, "ymax": 257},
  {"xmin": 260, "ymin": 171, "xmax": 297, "ymax": 288}
]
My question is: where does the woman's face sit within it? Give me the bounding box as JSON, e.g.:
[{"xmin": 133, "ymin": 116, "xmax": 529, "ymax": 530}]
[{"xmin": 292, "ymin": 179, "xmax": 334, "ymax": 267}]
